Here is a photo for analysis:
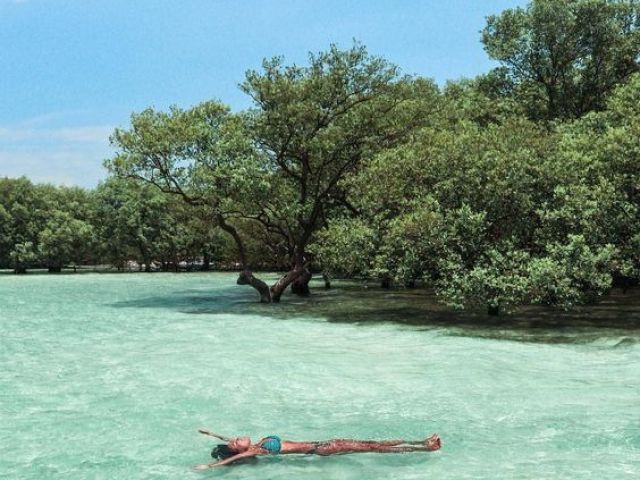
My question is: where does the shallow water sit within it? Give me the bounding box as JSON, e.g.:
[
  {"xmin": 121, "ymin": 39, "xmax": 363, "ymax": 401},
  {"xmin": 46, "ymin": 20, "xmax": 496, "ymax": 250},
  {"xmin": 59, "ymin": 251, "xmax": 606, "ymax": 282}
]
[{"xmin": 1, "ymin": 272, "xmax": 639, "ymax": 479}]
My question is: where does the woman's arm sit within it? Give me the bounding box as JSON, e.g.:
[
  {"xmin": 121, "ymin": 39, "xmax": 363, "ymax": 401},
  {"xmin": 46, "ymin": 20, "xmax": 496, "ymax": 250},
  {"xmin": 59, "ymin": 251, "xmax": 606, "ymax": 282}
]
[
  {"xmin": 198, "ymin": 429, "xmax": 232, "ymax": 442},
  {"xmin": 193, "ymin": 450, "xmax": 258, "ymax": 470}
]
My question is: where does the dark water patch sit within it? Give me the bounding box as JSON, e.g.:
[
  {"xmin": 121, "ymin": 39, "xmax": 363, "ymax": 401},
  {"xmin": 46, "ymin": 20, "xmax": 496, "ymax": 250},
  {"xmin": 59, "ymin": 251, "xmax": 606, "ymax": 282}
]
[
  {"xmin": 612, "ymin": 337, "xmax": 639, "ymax": 348},
  {"xmin": 108, "ymin": 277, "xmax": 640, "ymax": 345}
]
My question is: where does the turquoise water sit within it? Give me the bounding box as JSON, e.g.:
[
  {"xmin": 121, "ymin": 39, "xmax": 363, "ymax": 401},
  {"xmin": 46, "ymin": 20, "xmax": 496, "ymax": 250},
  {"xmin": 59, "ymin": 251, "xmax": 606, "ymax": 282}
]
[{"xmin": 1, "ymin": 273, "xmax": 639, "ymax": 479}]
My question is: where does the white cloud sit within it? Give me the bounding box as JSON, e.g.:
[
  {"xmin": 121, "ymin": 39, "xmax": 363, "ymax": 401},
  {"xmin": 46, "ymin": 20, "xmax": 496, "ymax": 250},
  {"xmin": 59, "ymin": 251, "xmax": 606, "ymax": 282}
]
[
  {"xmin": 0, "ymin": 125, "xmax": 113, "ymax": 143},
  {"xmin": 0, "ymin": 127, "xmax": 35, "ymax": 141},
  {"xmin": 0, "ymin": 146, "xmax": 112, "ymax": 187},
  {"xmin": 0, "ymin": 113, "xmax": 116, "ymax": 186}
]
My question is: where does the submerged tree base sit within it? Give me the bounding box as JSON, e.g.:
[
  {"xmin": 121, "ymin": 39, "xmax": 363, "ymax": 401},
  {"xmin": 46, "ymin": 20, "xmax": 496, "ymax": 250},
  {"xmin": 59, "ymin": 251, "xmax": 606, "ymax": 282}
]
[
  {"xmin": 291, "ymin": 269, "xmax": 312, "ymax": 295},
  {"xmin": 237, "ymin": 267, "xmax": 310, "ymax": 303},
  {"xmin": 237, "ymin": 270, "xmax": 272, "ymax": 303}
]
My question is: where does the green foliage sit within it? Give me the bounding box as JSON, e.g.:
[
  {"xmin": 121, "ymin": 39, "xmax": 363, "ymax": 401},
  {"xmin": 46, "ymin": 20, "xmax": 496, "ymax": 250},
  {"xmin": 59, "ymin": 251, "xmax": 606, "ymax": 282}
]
[
  {"xmin": 107, "ymin": 43, "xmax": 436, "ymax": 275},
  {"xmin": 482, "ymin": 0, "xmax": 640, "ymax": 120},
  {"xmin": 0, "ymin": 203, "xmax": 12, "ymax": 262},
  {"xmin": 310, "ymin": 218, "xmax": 377, "ymax": 278},
  {"xmin": 107, "ymin": 101, "xmax": 263, "ymax": 209},
  {"xmin": 94, "ymin": 178, "xmax": 172, "ymax": 270},
  {"xmin": 316, "ymin": 71, "xmax": 640, "ymax": 313},
  {"xmin": 373, "ymin": 202, "xmax": 488, "ymax": 287},
  {"xmin": 0, "ymin": 175, "xmax": 239, "ymax": 273},
  {"xmin": 38, "ymin": 211, "xmax": 95, "ymax": 270},
  {"xmin": 529, "ymin": 235, "xmax": 618, "ymax": 307},
  {"xmin": 0, "ymin": 177, "xmax": 47, "ymax": 266},
  {"xmin": 9, "ymin": 241, "xmax": 37, "ymax": 273},
  {"xmin": 437, "ymin": 246, "xmax": 531, "ymax": 313}
]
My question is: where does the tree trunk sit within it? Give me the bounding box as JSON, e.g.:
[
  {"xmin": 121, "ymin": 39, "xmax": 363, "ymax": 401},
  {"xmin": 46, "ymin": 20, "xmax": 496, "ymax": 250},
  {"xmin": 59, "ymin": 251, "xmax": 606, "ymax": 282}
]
[
  {"xmin": 322, "ymin": 272, "xmax": 331, "ymax": 289},
  {"xmin": 291, "ymin": 268, "xmax": 312, "ymax": 295},
  {"xmin": 236, "ymin": 267, "xmax": 308, "ymax": 303},
  {"xmin": 202, "ymin": 255, "xmax": 211, "ymax": 271},
  {"xmin": 270, "ymin": 267, "xmax": 308, "ymax": 302},
  {"xmin": 237, "ymin": 270, "xmax": 272, "ymax": 303},
  {"xmin": 218, "ymin": 214, "xmax": 275, "ymax": 302},
  {"xmin": 216, "ymin": 215, "xmax": 309, "ymax": 304}
]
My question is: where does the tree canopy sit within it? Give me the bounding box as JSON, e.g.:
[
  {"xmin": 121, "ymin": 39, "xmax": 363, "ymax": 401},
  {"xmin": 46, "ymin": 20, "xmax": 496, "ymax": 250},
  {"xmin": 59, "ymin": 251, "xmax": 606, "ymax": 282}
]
[
  {"xmin": 482, "ymin": 0, "xmax": 640, "ymax": 120},
  {"xmin": 107, "ymin": 44, "xmax": 437, "ymax": 301}
]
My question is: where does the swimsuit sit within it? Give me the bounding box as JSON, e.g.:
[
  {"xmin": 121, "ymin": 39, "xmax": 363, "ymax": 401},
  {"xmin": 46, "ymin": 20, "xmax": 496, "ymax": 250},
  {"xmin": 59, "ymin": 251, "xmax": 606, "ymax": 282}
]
[{"xmin": 260, "ymin": 435, "xmax": 282, "ymax": 454}]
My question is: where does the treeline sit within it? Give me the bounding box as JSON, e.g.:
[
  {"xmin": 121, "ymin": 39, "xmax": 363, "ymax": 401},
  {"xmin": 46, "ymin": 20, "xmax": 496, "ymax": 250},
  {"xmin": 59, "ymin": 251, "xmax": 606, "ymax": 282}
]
[
  {"xmin": 0, "ymin": 177, "xmax": 242, "ymax": 273},
  {"xmin": 3, "ymin": 0, "xmax": 640, "ymax": 314}
]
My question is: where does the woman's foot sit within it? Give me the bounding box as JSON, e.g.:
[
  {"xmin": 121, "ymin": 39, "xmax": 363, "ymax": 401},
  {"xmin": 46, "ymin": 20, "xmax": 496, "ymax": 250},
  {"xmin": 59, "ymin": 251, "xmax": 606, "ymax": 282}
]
[{"xmin": 424, "ymin": 434, "xmax": 441, "ymax": 451}]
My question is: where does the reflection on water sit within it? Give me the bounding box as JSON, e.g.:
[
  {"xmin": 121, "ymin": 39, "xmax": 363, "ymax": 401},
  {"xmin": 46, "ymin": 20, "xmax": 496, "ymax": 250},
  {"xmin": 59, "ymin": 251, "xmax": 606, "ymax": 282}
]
[{"xmin": 110, "ymin": 274, "xmax": 640, "ymax": 345}]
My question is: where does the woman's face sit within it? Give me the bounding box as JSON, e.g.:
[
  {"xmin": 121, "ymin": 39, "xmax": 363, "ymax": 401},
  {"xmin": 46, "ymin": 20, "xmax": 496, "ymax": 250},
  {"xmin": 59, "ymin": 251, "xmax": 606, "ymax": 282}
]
[{"xmin": 228, "ymin": 437, "xmax": 251, "ymax": 452}]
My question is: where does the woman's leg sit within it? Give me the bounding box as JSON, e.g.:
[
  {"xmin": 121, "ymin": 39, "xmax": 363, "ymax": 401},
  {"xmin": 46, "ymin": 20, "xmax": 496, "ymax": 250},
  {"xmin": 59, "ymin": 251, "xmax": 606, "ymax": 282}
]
[
  {"xmin": 324, "ymin": 434, "xmax": 439, "ymax": 447},
  {"xmin": 333, "ymin": 439, "xmax": 407, "ymax": 446},
  {"xmin": 384, "ymin": 434, "xmax": 441, "ymax": 448},
  {"xmin": 312, "ymin": 435, "xmax": 441, "ymax": 456},
  {"xmin": 371, "ymin": 436, "xmax": 442, "ymax": 453},
  {"xmin": 368, "ymin": 445, "xmax": 432, "ymax": 453}
]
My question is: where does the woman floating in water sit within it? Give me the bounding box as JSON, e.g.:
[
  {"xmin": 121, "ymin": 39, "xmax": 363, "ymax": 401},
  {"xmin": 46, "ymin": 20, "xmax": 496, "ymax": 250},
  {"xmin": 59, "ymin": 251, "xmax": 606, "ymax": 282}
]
[{"xmin": 194, "ymin": 428, "xmax": 442, "ymax": 470}]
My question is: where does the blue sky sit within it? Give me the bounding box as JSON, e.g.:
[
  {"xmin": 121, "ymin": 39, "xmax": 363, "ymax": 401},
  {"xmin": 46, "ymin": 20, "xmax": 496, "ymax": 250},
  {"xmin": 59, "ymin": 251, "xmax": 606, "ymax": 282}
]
[{"xmin": 0, "ymin": 0, "xmax": 526, "ymax": 187}]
